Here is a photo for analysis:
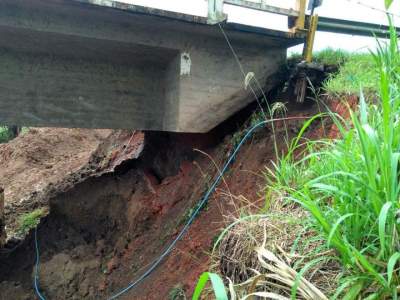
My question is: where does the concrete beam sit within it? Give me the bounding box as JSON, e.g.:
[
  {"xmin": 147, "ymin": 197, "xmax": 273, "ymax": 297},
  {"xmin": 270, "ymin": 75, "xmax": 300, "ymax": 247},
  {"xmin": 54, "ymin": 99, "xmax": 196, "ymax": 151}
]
[{"xmin": 0, "ymin": 0, "xmax": 303, "ymax": 132}]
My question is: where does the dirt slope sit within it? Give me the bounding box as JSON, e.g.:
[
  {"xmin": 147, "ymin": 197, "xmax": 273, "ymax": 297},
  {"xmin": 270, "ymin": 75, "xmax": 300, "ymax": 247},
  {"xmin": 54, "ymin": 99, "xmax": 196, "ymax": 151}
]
[
  {"xmin": 0, "ymin": 128, "xmax": 111, "ymax": 202},
  {"xmin": 0, "ymin": 128, "xmax": 113, "ymax": 239},
  {"xmin": 0, "ymin": 100, "xmax": 325, "ymax": 300},
  {"xmin": 0, "ymin": 94, "xmax": 347, "ymax": 299}
]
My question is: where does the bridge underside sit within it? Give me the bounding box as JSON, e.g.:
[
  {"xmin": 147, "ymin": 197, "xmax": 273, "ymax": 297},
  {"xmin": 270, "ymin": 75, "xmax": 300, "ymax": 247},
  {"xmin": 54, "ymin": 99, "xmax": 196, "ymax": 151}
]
[{"xmin": 0, "ymin": 0, "xmax": 302, "ymax": 132}]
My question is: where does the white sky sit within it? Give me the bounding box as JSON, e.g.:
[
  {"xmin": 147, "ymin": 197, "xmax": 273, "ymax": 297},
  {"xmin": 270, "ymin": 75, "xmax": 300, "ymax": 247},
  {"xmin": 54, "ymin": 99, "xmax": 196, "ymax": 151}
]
[{"xmin": 118, "ymin": 0, "xmax": 400, "ymax": 53}]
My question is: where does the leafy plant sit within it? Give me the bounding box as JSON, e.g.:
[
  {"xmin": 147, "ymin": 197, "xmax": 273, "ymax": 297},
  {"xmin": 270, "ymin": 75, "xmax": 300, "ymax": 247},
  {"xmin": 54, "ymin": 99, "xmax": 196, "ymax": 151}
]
[{"xmin": 18, "ymin": 208, "xmax": 45, "ymax": 235}]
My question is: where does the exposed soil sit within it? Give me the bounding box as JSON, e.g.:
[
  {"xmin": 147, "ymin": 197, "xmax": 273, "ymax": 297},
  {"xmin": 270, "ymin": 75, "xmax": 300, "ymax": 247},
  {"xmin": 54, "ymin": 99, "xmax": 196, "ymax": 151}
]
[
  {"xmin": 0, "ymin": 69, "xmax": 349, "ymax": 299},
  {"xmin": 0, "ymin": 128, "xmax": 111, "ymax": 240}
]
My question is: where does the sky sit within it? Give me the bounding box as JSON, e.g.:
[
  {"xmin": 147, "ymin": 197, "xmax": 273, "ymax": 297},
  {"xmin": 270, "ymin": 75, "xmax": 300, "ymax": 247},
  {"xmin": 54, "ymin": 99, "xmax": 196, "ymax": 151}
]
[{"xmin": 114, "ymin": 0, "xmax": 400, "ymax": 53}]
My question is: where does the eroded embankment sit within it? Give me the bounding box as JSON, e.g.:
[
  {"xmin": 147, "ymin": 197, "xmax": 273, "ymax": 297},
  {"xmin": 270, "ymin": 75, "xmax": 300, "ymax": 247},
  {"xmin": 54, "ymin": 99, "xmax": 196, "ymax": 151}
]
[
  {"xmin": 0, "ymin": 101, "xmax": 330, "ymax": 300},
  {"xmin": 0, "ymin": 64, "xmax": 343, "ymax": 299}
]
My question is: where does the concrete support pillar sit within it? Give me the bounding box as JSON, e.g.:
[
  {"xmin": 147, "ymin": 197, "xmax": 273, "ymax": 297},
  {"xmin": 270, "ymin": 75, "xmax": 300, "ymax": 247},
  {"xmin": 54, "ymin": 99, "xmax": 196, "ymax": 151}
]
[{"xmin": 0, "ymin": 187, "xmax": 5, "ymax": 247}]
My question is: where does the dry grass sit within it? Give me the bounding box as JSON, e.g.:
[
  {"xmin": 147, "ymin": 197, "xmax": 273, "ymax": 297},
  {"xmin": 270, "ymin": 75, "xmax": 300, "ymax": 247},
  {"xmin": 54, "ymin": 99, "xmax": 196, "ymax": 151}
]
[{"xmin": 211, "ymin": 199, "xmax": 341, "ymax": 299}]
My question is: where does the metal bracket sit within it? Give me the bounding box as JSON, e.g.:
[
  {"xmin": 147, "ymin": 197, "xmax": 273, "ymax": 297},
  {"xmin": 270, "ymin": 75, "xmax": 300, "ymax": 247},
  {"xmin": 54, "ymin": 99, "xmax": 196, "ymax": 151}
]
[{"xmin": 207, "ymin": 0, "xmax": 227, "ymax": 25}]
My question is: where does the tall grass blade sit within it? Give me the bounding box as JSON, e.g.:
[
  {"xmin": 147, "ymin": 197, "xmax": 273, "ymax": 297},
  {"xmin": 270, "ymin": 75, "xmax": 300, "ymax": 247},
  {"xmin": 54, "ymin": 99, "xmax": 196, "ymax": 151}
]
[
  {"xmin": 387, "ymin": 252, "xmax": 400, "ymax": 285},
  {"xmin": 192, "ymin": 272, "xmax": 228, "ymax": 300},
  {"xmin": 378, "ymin": 202, "xmax": 393, "ymax": 259}
]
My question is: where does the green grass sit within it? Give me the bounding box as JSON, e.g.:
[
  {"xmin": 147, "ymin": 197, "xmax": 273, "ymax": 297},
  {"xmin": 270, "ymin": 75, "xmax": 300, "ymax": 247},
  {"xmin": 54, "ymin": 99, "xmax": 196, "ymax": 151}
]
[
  {"xmin": 17, "ymin": 208, "xmax": 45, "ymax": 235},
  {"xmin": 313, "ymin": 48, "xmax": 351, "ymax": 66},
  {"xmin": 324, "ymin": 53, "xmax": 378, "ymax": 96},
  {"xmin": 289, "ymin": 48, "xmax": 378, "ymax": 96},
  {"xmin": 199, "ymin": 10, "xmax": 400, "ymax": 298},
  {"xmin": 289, "ymin": 48, "xmax": 350, "ymax": 65},
  {"xmin": 267, "ymin": 22, "xmax": 400, "ymax": 299}
]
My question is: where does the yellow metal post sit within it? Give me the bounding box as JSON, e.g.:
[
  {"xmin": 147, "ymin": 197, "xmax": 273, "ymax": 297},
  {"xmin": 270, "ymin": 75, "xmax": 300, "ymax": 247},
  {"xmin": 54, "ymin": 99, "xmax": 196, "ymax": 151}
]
[
  {"xmin": 290, "ymin": 0, "xmax": 306, "ymax": 33},
  {"xmin": 304, "ymin": 15, "xmax": 319, "ymax": 62},
  {"xmin": 295, "ymin": 10, "xmax": 319, "ymax": 103}
]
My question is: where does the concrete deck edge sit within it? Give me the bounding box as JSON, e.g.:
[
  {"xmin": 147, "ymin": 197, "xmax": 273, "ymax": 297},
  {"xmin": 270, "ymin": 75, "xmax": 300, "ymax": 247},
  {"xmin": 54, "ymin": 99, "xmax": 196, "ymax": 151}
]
[{"xmin": 73, "ymin": 0, "xmax": 305, "ymax": 45}]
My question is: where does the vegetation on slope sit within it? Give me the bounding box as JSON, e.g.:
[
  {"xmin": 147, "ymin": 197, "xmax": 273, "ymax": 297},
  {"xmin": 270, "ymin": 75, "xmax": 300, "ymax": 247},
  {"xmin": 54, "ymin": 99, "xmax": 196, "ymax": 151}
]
[
  {"xmin": 324, "ymin": 53, "xmax": 377, "ymax": 96},
  {"xmin": 195, "ymin": 15, "xmax": 400, "ymax": 300},
  {"xmin": 0, "ymin": 126, "xmax": 14, "ymax": 143},
  {"xmin": 269, "ymin": 25, "xmax": 400, "ymax": 298},
  {"xmin": 17, "ymin": 208, "xmax": 46, "ymax": 236},
  {"xmin": 291, "ymin": 47, "xmax": 350, "ymax": 66},
  {"xmin": 0, "ymin": 126, "xmax": 25, "ymax": 143}
]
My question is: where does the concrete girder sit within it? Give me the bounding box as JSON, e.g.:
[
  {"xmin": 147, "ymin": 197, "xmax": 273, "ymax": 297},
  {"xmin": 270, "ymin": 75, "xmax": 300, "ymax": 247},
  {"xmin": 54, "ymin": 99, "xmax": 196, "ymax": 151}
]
[{"xmin": 0, "ymin": 0, "xmax": 303, "ymax": 132}]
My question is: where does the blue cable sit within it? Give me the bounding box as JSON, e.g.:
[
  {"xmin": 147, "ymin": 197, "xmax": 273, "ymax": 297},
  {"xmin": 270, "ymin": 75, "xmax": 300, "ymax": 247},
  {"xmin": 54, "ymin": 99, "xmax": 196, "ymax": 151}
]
[
  {"xmin": 106, "ymin": 120, "xmax": 270, "ymax": 299},
  {"xmin": 34, "ymin": 227, "xmax": 46, "ymax": 300},
  {"xmin": 34, "ymin": 118, "xmax": 302, "ymax": 299}
]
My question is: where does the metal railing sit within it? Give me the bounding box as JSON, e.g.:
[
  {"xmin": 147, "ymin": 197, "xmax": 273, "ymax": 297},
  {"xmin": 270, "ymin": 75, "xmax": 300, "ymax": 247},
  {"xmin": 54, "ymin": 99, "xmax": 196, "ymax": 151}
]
[
  {"xmin": 207, "ymin": 0, "xmax": 307, "ymax": 33},
  {"xmin": 223, "ymin": 0, "xmax": 300, "ymax": 17}
]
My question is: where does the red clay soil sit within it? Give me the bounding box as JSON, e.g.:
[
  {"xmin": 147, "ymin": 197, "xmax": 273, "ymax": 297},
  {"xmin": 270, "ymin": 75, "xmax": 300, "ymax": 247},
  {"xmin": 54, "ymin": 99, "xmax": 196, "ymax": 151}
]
[
  {"xmin": 127, "ymin": 133, "xmax": 280, "ymax": 299},
  {"xmin": 122, "ymin": 98, "xmax": 354, "ymax": 299},
  {"xmin": 311, "ymin": 95, "xmax": 359, "ymax": 139},
  {"xmin": 0, "ymin": 97, "xmax": 354, "ymax": 300}
]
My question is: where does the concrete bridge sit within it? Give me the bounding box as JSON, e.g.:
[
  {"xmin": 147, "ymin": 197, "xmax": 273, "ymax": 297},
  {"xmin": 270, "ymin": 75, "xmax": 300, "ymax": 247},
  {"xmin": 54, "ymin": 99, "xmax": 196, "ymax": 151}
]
[{"xmin": 0, "ymin": 0, "xmax": 304, "ymax": 132}]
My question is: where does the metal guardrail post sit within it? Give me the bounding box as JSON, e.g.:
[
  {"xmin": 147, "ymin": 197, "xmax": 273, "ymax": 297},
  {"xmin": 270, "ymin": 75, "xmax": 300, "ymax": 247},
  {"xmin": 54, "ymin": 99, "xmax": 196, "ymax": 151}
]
[
  {"xmin": 0, "ymin": 187, "xmax": 5, "ymax": 247},
  {"xmin": 208, "ymin": 0, "xmax": 227, "ymax": 24}
]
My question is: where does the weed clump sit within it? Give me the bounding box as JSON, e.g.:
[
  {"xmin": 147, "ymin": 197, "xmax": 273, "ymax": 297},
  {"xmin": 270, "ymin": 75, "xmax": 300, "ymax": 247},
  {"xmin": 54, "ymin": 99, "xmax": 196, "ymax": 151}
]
[{"xmin": 17, "ymin": 208, "xmax": 45, "ymax": 235}]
